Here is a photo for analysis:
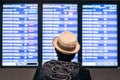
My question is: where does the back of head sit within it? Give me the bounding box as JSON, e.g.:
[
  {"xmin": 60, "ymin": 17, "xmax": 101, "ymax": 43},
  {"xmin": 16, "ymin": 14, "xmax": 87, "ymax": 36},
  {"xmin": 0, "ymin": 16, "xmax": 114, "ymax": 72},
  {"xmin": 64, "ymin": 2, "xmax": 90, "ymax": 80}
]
[{"xmin": 55, "ymin": 48, "xmax": 75, "ymax": 62}]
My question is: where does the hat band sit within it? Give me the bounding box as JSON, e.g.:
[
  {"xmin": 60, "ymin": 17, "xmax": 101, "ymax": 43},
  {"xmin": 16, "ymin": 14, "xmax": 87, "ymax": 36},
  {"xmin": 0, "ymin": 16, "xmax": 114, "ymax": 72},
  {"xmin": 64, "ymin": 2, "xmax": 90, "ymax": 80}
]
[{"xmin": 57, "ymin": 41, "xmax": 76, "ymax": 52}]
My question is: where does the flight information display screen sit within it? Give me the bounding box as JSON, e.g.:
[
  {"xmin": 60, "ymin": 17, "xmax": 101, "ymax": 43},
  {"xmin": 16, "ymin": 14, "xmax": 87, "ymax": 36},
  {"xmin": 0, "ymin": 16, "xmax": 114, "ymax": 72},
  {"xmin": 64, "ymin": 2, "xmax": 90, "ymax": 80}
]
[
  {"xmin": 2, "ymin": 4, "xmax": 38, "ymax": 66},
  {"xmin": 42, "ymin": 4, "xmax": 78, "ymax": 63},
  {"xmin": 82, "ymin": 4, "xmax": 118, "ymax": 67}
]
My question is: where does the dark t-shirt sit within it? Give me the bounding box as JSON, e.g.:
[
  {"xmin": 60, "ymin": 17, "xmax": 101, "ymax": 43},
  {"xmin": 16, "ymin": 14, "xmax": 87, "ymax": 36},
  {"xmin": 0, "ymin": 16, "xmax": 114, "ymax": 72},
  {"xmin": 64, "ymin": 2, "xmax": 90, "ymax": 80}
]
[{"xmin": 33, "ymin": 60, "xmax": 92, "ymax": 80}]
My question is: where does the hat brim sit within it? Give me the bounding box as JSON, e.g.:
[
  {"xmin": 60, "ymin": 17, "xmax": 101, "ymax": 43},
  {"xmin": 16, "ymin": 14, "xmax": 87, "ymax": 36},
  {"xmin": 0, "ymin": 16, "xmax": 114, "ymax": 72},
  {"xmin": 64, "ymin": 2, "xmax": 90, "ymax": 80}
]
[{"xmin": 53, "ymin": 37, "xmax": 80, "ymax": 55}]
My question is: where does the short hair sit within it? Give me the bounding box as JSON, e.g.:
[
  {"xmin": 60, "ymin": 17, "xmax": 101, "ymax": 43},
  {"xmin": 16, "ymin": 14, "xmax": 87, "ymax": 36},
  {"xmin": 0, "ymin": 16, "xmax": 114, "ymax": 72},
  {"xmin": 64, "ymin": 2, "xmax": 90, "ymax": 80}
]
[{"xmin": 55, "ymin": 48, "xmax": 75, "ymax": 62}]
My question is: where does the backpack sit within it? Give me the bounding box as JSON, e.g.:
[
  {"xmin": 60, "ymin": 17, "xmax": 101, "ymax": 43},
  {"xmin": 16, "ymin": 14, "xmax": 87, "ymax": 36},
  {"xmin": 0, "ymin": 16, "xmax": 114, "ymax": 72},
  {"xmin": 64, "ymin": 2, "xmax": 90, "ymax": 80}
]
[{"xmin": 39, "ymin": 60, "xmax": 80, "ymax": 80}]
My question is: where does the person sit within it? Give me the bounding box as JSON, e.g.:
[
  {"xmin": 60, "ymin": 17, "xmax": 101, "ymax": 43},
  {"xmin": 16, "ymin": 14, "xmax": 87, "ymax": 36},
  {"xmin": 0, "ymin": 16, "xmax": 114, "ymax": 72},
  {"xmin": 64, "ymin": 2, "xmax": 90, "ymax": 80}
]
[{"xmin": 33, "ymin": 31, "xmax": 92, "ymax": 80}]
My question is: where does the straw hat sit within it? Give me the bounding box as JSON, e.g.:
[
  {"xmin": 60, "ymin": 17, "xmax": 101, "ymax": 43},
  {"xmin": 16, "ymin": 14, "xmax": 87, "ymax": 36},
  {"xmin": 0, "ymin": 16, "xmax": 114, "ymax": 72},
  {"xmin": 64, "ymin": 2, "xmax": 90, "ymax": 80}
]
[{"xmin": 52, "ymin": 31, "xmax": 80, "ymax": 55}]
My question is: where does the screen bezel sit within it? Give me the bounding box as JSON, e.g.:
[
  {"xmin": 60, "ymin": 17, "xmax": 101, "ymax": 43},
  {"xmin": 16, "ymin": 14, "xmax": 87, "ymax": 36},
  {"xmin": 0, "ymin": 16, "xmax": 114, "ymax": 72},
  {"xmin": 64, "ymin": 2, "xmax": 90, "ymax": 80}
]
[
  {"xmin": 78, "ymin": 1, "xmax": 120, "ymax": 68},
  {"xmin": 118, "ymin": 1, "xmax": 120, "ymax": 69},
  {"xmin": 0, "ymin": 1, "xmax": 40, "ymax": 68},
  {"xmin": 40, "ymin": 1, "xmax": 80, "ymax": 65}
]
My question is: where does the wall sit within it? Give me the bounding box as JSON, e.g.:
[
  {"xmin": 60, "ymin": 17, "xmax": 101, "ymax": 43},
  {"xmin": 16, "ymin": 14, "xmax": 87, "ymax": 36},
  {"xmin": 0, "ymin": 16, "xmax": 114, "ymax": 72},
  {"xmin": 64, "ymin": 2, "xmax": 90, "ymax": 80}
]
[
  {"xmin": 89, "ymin": 68, "xmax": 120, "ymax": 80},
  {"xmin": 0, "ymin": 68, "xmax": 120, "ymax": 80}
]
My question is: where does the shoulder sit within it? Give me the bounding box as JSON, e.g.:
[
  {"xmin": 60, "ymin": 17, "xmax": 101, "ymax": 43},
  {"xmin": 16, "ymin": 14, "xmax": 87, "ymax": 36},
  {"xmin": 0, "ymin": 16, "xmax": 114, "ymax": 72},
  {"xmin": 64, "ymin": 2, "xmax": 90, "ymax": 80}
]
[
  {"xmin": 79, "ymin": 67, "xmax": 90, "ymax": 73},
  {"xmin": 42, "ymin": 60, "xmax": 59, "ymax": 66},
  {"xmin": 43, "ymin": 60, "xmax": 78, "ymax": 66},
  {"xmin": 79, "ymin": 67, "xmax": 92, "ymax": 80}
]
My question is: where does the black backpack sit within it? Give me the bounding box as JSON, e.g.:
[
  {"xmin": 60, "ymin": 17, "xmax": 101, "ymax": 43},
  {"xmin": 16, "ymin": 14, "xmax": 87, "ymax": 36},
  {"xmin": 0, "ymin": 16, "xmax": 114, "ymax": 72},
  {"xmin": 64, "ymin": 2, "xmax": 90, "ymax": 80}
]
[{"xmin": 39, "ymin": 60, "xmax": 80, "ymax": 80}]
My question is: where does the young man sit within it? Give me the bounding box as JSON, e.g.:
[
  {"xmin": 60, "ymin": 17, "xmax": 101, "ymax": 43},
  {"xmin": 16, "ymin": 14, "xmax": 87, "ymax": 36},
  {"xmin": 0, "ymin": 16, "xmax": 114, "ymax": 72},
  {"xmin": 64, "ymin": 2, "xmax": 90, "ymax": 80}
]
[{"xmin": 33, "ymin": 31, "xmax": 92, "ymax": 80}]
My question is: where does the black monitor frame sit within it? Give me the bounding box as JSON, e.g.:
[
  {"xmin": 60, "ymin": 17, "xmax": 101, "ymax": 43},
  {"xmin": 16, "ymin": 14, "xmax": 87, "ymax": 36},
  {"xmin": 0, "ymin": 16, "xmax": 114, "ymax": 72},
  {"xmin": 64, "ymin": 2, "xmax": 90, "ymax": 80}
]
[
  {"xmin": 0, "ymin": 1, "xmax": 2, "ymax": 68},
  {"xmin": 118, "ymin": 1, "xmax": 120, "ymax": 68},
  {"xmin": 0, "ymin": 1, "xmax": 41, "ymax": 68},
  {"xmin": 40, "ymin": 1, "xmax": 80, "ymax": 64},
  {"xmin": 78, "ymin": 1, "xmax": 120, "ymax": 68}
]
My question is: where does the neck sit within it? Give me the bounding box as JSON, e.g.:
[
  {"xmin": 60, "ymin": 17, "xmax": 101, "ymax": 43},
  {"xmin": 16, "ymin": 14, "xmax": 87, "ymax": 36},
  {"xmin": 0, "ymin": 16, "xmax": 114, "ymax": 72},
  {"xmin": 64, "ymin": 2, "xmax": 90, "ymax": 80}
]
[{"xmin": 58, "ymin": 58, "xmax": 71, "ymax": 62}]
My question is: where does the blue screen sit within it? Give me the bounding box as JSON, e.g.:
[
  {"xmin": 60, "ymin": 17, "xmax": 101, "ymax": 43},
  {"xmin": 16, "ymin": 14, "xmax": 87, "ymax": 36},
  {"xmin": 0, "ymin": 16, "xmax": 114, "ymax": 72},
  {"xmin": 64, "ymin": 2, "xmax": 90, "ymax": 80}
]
[
  {"xmin": 42, "ymin": 4, "xmax": 78, "ymax": 63},
  {"xmin": 2, "ymin": 4, "xmax": 38, "ymax": 66},
  {"xmin": 82, "ymin": 4, "xmax": 118, "ymax": 66}
]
